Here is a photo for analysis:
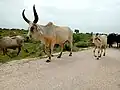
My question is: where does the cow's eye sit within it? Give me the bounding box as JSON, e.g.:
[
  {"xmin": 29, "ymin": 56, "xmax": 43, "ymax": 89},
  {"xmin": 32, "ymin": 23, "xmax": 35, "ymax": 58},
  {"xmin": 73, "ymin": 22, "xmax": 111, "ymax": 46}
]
[{"xmin": 30, "ymin": 27, "xmax": 34, "ymax": 32}]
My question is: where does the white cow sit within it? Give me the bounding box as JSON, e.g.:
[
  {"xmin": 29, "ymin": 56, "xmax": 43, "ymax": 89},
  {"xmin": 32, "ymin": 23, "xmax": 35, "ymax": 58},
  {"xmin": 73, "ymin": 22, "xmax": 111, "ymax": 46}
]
[
  {"xmin": 92, "ymin": 34, "xmax": 107, "ymax": 60},
  {"xmin": 22, "ymin": 5, "xmax": 73, "ymax": 62}
]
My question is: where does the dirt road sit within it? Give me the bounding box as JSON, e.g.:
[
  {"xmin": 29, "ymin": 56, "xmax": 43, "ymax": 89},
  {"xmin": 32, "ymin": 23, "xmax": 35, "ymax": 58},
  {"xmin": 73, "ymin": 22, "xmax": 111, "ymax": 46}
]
[{"xmin": 0, "ymin": 48, "xmax": 120, "ymax": 90}]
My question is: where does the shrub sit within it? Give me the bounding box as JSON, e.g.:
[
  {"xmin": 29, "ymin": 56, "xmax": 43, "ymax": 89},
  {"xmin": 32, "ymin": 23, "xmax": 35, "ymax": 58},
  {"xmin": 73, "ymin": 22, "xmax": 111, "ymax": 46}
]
[
  {"xmin": 72, "ymin": 46, "xmax": 79, "ymax": 52},
  {"xmin": 75, "ymin": 41, "xmax": 89, "ymax": 48}
]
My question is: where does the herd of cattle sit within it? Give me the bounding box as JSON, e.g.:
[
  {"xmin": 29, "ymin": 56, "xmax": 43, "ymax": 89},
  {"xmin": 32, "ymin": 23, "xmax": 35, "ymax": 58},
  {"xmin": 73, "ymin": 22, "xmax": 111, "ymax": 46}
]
[
  {"xmin": 107, "ymin": 33, "xmax": 120, "ymax": 48},
  {"xmin": 92, "ymin": 33, "xmax": 120, "ymax": 60},
  {"xmin": 0, "ymin": 5, "xmax": 119, "ymax": 62}
]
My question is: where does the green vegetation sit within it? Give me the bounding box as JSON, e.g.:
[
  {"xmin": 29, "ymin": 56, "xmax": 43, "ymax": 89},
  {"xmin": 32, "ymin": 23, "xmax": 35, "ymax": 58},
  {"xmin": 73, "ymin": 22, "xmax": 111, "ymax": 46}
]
[{"xmin": 0, "ymin": 28, "xmax": 93, "ymax": 63}]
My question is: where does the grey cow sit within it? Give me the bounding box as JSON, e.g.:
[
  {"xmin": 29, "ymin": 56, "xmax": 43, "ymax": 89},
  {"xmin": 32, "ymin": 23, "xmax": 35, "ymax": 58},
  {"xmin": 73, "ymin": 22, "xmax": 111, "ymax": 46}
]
[
  {"xmin": 0, "ymin": 35, "xmax": 28, "ymax": 57},
  {"xmin": 22, "ymin": 5, "xmax": 73, "ymax": 62}
]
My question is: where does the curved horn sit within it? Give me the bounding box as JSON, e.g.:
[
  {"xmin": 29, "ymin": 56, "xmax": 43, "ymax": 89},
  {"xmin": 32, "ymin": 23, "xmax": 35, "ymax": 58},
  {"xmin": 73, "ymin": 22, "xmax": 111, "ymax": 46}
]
[
  {"xmin": 33, "ymin": 4, "xmax": 39, "ymax": 23},
  {"xmin": 22, "ymin": 9, "xmax": 30, "ymax": 24}
]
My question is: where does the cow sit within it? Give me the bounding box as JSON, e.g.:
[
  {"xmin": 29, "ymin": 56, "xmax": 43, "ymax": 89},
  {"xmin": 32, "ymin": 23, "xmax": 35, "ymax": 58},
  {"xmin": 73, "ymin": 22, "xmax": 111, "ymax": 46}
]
[
  {"xmin": 92, "ymin": 34, "xmax": 107, "ymax": 60},
  {"xmin": 22, "ymin": 5, "xmax": 73, "ymax": 62},
  {"xmin": 107, "ymin": 33, "xmax": 120, "ymax": 48},
  {"xmin": 115, "ymin": 34, "xmax": 120, "ymax": 48},
  {"xmin": 0, "ymin": 35, "xmax": 28, "ymax": 57},
  {"xmin": 107, "ymin": 33, "xmax": 117, "ymax": 48}
]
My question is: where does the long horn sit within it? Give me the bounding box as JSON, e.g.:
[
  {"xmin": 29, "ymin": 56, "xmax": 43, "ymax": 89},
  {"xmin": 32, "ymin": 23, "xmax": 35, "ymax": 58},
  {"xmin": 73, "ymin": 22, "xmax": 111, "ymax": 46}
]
[
  {"xmin": 33, "ymin": 4, "xmax": 39, "ymax": 23},
  {"xmin": 22, "ymin": 9, "xmax": 30, "ymax": 24}
]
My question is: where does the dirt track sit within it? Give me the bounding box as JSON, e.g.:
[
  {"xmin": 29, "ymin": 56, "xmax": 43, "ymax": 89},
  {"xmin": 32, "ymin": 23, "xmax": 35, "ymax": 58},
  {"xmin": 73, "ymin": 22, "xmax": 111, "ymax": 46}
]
[{"xmin": 0, "ymin": 48, "xmax": 120, "ymax": 90}]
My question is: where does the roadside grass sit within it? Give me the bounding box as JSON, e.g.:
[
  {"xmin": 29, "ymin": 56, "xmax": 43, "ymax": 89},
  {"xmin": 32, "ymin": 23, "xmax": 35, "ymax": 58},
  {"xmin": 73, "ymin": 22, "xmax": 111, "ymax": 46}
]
[{"xmin": 0, "ymin": 29, "xmax": 92, "ymax": 63}]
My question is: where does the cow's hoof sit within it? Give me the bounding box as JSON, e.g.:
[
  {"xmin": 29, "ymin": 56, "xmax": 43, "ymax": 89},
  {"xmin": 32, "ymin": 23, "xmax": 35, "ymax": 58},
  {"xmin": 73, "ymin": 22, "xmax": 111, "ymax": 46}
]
[
  {"xmin": 69, "ymin": 54, "xmax": 72, "ymax": 56},
  {"xmin": 51, "ymin": 55, "xmax": 54, "ymax": 57},
  {"xmin": 25, "ymin": 50, "xmax": 29, "ymax": 53},
  {"xmin": 97, "ymin": 57, "xmax": 99, "ymax": 60},
  {"xmin": 94, "ymin": 55, "xmax": 97, "ymax": 57},
  {"xmin": 98, "ymin": 55, "xmax": 101, "ymax": 58},
  {"xmin": 103, "ymin": 54, "xmax": 105, "ymax": 56},
  {"xmin": 57, "ymin": 56, "xmax": 61, "ymax": 58},
  {"xmin": 46, "ymin": 60, "xmax": 51, "ymax": 62}
]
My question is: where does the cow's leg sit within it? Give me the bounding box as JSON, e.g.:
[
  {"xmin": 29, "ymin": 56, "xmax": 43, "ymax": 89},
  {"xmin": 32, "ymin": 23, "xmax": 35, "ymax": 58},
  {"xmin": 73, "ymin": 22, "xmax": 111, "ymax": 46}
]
[
  {"xmin": 5, "ymin": 49, "xmax": 12, "ymax": 58},
  {"xmin": 98, "ymin": 48, "xmax": 102, "ymax": 58},
  {"xmin": 93, "ymin": 47, "xmax": 97, "ymax": 57},
  {"xmin": 17, "ymin": 47, "xmax": 21, "ymax": 55},
  {"xmin": 117, "ymin": 43, "xmax": 119, "ymax": 48},
  {"xmin": 44, "ymin": 45, "xmax": 50, "ymax": 62},
  {"xmin": 22, "ymin": 46, "xmax": 29, "ymax": 53},
  {"xmin": 118, "ymin": 43, "xmax": 120, "ymax": 48},
  {"xmin": 51, "ymin": 43, "xmax": 55, "ymax": 57},
  {"xmin": 97, "ymin": 48, "xmax": 101, "ymax": 60},
  {"xmin": 49, "ymin": 43, "xmax": 55, "ymax": 57},
  {"xmin": 109, "ymin": 44, "xmax": 111, "ymax": 48},
  {"xmin": 57, "ymin": 44, "xmax": 64, "ymax": 58},
  {"xmin": 24, "ymin": 49, "xmax": 29, "ymax": 53},
  {"xmin": 43, "ymin": 44, "xmax": 47, "ymax": 54},
  {"xmin": 111, "ymin": 44, "xmax": 113, "ymax": 48},
  {"xmin": 43, "ymin": 45, "xmax": 49, "ymax": 55},
  {"xmin": 3, "ymin": 48, "xmax": 5, "ymax": 55},
  {"xmin": 69, "ymin": 41, "xmax": 72, "ymax": 56},
  {"xmin": 21, "ymin": 43, "xmax": 29, "ymax": 53},
  {"xmin": 46, "ymin": 48, "xmax": 52, "ymax": 62},
  {"xmin": 43, "ymin": 44, "xmax": 54, "ymax": 57},
  {"xmin": 46, "ymin": 45, "xmax": 52, "ymax": 62},
  {"xmin": 103, "ymin": 47, "xmax": 106, "ymax": 56}
]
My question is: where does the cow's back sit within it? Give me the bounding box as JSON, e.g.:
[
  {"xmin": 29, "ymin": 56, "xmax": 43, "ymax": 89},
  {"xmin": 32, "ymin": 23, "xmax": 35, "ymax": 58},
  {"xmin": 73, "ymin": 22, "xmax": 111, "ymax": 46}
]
[
  {"xmin": 0, "ymin": 37, "xmax": 17, "ymax": 48},
  {"xmin": 100, "ymin": 35, "xmax": 107, "ymax": 46},
  {"xmin": 42, "ymin": 23, "xmax": 73, "ymax": 44},
  {"xmin": 54, "ymin": 26, "xmax": 73, "ymax": 44}
]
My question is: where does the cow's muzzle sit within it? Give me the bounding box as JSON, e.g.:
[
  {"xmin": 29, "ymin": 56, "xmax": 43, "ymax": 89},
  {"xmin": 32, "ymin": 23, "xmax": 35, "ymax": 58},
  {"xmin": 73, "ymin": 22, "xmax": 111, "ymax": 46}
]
[
  {"xmin": 26, "ymin": 35, "xmax": 32, "ymax": 41},
  {"xmin": 26, "ymin": 36, "xmax": 29, "ymax": 41}
]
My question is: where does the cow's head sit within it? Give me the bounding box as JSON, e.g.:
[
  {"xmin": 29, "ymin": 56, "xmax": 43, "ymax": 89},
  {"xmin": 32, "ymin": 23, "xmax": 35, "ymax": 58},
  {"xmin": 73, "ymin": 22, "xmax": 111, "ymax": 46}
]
[
  {"xmin": 22, "ymin": 5, "xmax": 43, "ymax": 41},
  {"xmin": 91, "ymin": 35, "xmax": 95, "ymax": 44},
  {"xmin": 91, "ymin": 34, "xmax": 102, "ymax": 46}
]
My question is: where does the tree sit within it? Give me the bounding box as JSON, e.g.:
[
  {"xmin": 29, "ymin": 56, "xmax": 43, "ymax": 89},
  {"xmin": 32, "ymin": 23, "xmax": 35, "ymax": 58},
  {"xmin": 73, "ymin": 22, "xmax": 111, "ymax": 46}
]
[
  {"xmin": 74, "ymin": 29, "xmax": 79, "ymax": 34},
  {"xmin": 90, "ymin": 32, "xmax": 93, "ymax": 36}
]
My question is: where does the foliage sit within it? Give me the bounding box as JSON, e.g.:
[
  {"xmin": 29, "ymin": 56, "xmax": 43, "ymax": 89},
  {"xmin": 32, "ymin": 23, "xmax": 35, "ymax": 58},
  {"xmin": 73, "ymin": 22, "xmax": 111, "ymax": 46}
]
[
  {"xmin": 74, "ymin": 29, "xmax": 79, "ymax": 34},
  {"xmin": 74, "ymin": 41, "xmax": 89, "ymax": 48},
  {"xmin": 0, "ymin": 28, "xmax": 92, "ymax": 63},
  {"xmin": 73, "ymin": 33, "xmax": 92, "ymax": 44}
]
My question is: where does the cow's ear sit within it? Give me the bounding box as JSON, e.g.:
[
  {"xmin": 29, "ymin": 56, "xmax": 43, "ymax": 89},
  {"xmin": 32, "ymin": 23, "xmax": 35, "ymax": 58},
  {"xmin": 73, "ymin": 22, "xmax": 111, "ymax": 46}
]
[
  {"xmin": 90, "ymin": 38, "xmax": 93, "ymax": 41},
  {"xmin": 40, "ymin": 31, "xmax": 43, "ymax": 34}
]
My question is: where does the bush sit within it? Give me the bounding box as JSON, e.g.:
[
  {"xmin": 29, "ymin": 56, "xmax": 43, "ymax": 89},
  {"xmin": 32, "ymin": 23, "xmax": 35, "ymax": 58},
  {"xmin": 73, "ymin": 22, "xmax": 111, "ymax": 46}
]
[
  {"xmin": 63, "ymin": 43, "xmax": 71, "ymax": 51},
  {"xmin": 72, "ymin": 46, "xmax": 79, "ymax": 52},
  {"xmin": 73, "ymin": 33, "xmax": 92, "ymax": 44},
  {"xmin": 75, "ymin": 41, "xmax": 89, "ymax": 48}
]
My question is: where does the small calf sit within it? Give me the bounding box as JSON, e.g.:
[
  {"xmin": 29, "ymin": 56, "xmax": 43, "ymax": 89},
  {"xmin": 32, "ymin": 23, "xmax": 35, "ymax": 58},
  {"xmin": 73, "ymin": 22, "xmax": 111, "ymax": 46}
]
[{"xmin": 92, "ymin": 34, "xmax": 107, "ymax": 60}]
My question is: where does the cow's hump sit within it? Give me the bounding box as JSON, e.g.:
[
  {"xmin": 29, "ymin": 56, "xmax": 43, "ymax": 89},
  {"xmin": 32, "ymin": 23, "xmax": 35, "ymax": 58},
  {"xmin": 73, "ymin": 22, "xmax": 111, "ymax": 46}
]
[{"xmin": 45, "ymin": 22, "xmax": 53, "ymax": 27}]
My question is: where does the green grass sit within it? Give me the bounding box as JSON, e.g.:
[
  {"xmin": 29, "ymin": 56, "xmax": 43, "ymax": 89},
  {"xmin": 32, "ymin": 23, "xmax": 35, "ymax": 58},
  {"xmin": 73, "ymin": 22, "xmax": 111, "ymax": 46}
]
[{"xmin": 0, "ymin": 29, "xmax": 92, "ymax": 63}]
